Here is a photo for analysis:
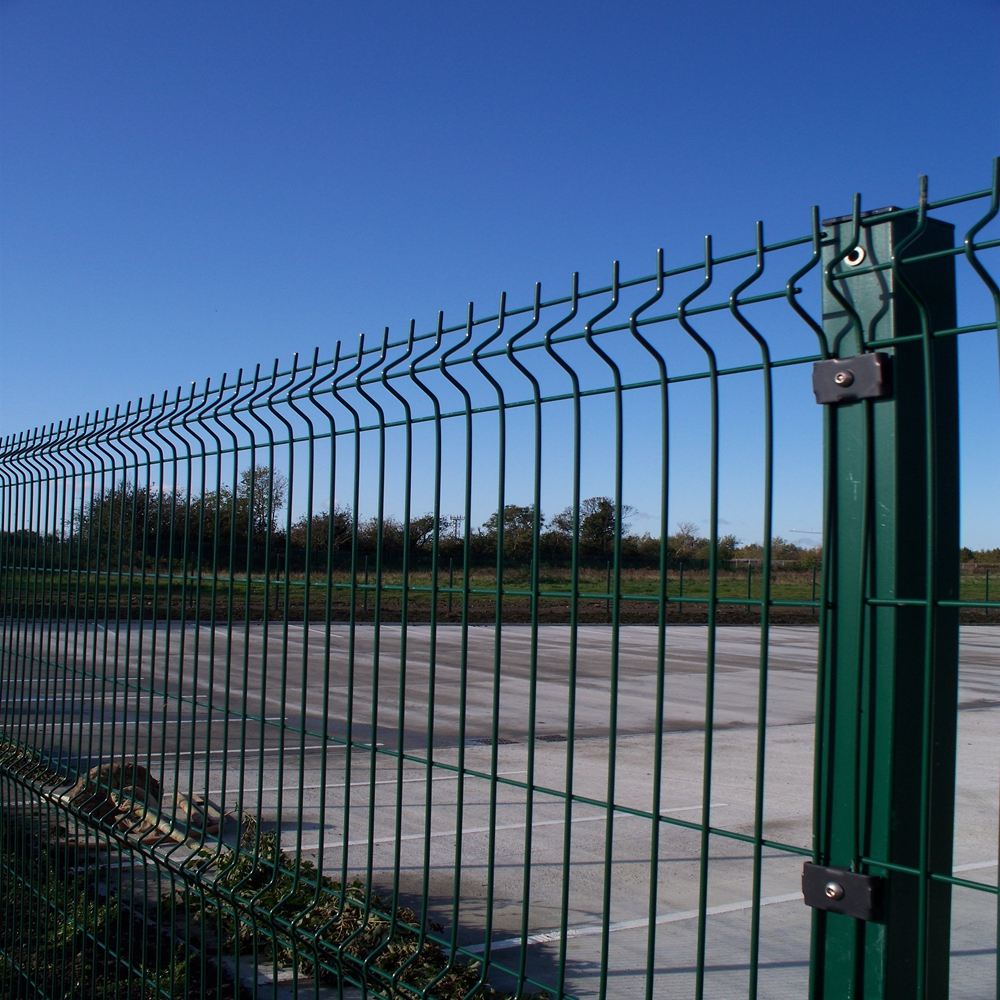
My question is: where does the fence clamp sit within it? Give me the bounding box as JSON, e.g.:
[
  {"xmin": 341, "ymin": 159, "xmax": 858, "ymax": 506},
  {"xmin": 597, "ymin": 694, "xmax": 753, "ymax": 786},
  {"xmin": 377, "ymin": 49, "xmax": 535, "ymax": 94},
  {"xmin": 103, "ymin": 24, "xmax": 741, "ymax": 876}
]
[
  {"xmin": 812, "ymin": 353, "xmax": 892, "ymax": 405},
  {"xmin": 802, "ymin": 863, "xmax": 884, "ymax": 921}
]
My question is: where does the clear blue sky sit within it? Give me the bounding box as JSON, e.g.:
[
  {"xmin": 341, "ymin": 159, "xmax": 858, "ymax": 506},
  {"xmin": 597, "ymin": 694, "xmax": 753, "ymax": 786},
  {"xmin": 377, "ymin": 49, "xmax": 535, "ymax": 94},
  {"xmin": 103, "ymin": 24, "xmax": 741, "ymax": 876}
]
[{"xmin": 2, "ymin": 1, "xmax": 998, "ymax": 544}]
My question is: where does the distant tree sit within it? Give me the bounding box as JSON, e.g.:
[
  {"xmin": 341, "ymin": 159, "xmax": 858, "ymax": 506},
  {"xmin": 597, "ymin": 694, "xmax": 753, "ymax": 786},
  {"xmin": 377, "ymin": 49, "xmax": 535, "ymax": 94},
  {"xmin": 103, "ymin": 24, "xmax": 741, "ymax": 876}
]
[
  {"xmin": 550, "ymin": 497, "xmax": 635, "ymax": 558},
  {"xmin": 771, "ymin": 537, "xmax": 803, "ymax": 561},
  {"xmin": 733, "ymin": 536, "xmax": 818, "ymax": 565},
  {"xmin": 77, "ymin": 479, "xmax": 180, "ymax": 562},
  {"xmin": 717, "ymin": 534, "xmax": 740, "ymax": 561},
  {"xmin": 668, "ymin": 522, "xmax": 703, "ymax": 562},
  {"xmin": 289, "ymin": 505, "xmax": 352, "ymax": 551},
  {"xmin": 481, "ymin": 504, "xmax": 539, "ymax": 557},
  {"xmin": 620, "ymin": 532, "xmax": 661, "ymax": 562},
  {"xmin": 407, "ymin": 514, "xmax": 437, "ymax": 551},
  {"xmin": 237, "ymin": 466, "xmax": 287, "ymax": 542},
  {"xmin": 666, "ymin": 523, "xmax": 740, "ymax": 563},
  {"xmin": 357, "ymin": 512, "xmax": 438, "ymax": 557}
]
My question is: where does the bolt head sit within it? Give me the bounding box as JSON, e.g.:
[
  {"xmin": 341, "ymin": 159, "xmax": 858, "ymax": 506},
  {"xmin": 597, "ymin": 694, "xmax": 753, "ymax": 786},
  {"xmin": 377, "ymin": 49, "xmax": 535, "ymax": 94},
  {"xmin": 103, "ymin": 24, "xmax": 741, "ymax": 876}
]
[
  {"xmin": 834, "ymin": 371, "xmax": 854, "ymax": 387},
  {"xmin": 824, "ymin": 881, "xmax": 845, "ymax": 900}
]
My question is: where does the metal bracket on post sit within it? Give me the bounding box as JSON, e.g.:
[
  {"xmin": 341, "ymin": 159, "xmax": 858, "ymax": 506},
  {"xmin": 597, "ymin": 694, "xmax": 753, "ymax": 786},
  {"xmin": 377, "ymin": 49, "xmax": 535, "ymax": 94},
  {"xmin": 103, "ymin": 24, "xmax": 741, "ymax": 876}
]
[
  {"xmin": 802, "ymin": 863, "xmax": 884, "ymax": 922},
  {"xmin": 812, "ymin": 353, "xmax": 892, "ymax": 404}
]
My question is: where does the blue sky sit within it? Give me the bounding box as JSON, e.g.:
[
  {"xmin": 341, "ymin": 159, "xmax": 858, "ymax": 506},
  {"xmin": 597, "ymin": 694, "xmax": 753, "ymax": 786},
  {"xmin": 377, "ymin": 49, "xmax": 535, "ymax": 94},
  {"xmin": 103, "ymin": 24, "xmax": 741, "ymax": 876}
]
[{"xmin": 2, "ymin": 1, "xmax": 998, "ymax": 545}]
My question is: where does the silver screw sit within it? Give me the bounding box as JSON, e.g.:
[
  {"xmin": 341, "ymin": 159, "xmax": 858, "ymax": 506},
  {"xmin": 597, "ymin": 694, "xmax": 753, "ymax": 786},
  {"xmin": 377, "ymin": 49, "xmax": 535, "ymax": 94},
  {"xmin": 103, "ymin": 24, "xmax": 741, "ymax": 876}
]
[
  {"xmin": 834, "ymin": 371, "xmax": 854, "ymax": 387},
  {"xmin": 824, "ymin": 881, "xmax": 845, "ymax": 900}
]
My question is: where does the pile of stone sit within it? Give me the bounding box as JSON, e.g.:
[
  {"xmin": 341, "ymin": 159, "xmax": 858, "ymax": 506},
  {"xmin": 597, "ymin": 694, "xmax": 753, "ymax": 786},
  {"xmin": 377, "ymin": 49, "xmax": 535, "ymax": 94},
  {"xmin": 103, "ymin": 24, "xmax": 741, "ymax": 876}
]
[{"xmin": 53, "ymin": 761, "xmax": 222, "ymax": 854}]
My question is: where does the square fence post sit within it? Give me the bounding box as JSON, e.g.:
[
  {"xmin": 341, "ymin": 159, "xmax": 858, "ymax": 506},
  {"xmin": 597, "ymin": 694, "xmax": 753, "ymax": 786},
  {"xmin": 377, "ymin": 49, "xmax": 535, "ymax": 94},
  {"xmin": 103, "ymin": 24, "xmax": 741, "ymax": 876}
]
[{"xmin": 812, "ymin": 204, "xmax": 960, "ymax": 998}]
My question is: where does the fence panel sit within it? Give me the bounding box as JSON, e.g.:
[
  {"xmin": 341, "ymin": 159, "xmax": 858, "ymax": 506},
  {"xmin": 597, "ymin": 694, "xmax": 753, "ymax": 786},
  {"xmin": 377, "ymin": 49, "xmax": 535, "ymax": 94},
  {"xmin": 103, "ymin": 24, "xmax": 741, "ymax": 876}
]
[{"xmin": 1, "ymin": 163, "xmax": 998, "ymax": 999}]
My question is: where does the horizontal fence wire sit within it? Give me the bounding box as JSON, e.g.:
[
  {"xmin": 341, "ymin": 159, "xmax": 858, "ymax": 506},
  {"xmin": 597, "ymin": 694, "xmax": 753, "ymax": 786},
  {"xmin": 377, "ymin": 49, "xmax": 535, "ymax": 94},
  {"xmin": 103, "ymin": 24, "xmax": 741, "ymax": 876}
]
[{"xmin": 0, "ymin": 166, "xmax": 998, "ymax": 999}]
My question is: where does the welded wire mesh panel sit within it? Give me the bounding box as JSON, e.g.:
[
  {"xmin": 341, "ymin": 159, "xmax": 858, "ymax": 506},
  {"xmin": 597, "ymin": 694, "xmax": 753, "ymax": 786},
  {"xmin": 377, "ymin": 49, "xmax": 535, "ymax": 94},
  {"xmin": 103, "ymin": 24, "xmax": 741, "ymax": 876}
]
[{"xmin": 0, "ymin": 165, "xmax": 998, "ymax": 1000}]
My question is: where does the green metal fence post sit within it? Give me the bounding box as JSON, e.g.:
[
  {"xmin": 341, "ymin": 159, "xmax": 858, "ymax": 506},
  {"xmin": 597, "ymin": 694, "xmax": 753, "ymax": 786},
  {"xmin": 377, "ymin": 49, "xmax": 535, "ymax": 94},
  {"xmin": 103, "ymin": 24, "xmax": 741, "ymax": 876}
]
[{"xmin": 813, "ymin": 196, "xmax": 959, "ymax": 999}]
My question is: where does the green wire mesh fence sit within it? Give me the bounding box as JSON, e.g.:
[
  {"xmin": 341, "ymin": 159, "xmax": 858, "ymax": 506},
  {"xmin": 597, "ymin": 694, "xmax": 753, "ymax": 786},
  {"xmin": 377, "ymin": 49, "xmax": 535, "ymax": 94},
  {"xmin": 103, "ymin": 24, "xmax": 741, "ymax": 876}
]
[{"xmin": 0, "ymin": 162, "xmax": 998, "ymax": 999}]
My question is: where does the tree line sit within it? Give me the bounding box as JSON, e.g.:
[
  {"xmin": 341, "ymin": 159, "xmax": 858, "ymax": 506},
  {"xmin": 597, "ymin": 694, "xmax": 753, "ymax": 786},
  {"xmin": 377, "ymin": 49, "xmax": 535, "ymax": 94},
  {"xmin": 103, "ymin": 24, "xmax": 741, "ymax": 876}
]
[{"xmin": 4, "ymin": 467, "xmax": 825, "ymax": 571}]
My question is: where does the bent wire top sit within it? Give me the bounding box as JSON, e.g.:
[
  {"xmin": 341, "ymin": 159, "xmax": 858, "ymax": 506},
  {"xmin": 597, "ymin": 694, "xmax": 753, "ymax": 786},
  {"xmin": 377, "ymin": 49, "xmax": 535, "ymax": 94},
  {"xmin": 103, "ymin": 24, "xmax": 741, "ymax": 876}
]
[{"xmin": 1, "ymin": 174, "xmax": 997, "ymax": 463}]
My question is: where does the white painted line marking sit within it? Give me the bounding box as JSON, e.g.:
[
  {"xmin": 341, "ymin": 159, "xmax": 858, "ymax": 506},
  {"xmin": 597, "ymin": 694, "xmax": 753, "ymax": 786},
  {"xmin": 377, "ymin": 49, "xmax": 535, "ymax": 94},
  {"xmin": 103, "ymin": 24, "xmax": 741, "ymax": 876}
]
[
  {"xmin": 953, "ymin": 859, "xmax": 998, "ymax": 873},
  {"xmin": 1, "ymin": 697, "xmax": 71, "ymax": 703},
  {"xmin": 295, "ymin": 803, "xmax": 726, "ymax": 852},
  {"xmin": 122, "ymin": 743, "xmax": 380, "ymax": 759},
  {"xmin": 469, "ymin": 891, "xmax": 803, "ymax": 954},
  {"xmin": 216, "ymin": 769, "xmax": 528, "ymax": 796},
  {"xmin": 109, "ymin": 717, "xmax": 285, "ymax": 726}
]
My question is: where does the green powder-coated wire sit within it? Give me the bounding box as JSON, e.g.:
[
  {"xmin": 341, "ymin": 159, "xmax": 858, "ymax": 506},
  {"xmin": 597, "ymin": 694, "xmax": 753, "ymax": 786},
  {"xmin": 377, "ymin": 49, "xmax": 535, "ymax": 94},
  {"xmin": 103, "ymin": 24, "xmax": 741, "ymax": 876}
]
[{"xmin": 0, "ymin": 167, "xmax": 997, "ymax": 1000}]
